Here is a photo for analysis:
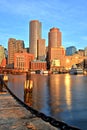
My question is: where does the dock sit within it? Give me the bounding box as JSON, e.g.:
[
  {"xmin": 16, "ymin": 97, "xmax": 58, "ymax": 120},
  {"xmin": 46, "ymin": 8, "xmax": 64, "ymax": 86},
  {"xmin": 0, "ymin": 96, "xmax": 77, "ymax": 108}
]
[{"xmin": 0, "ymin": 89, "xmax": 58, "ymax": 130}]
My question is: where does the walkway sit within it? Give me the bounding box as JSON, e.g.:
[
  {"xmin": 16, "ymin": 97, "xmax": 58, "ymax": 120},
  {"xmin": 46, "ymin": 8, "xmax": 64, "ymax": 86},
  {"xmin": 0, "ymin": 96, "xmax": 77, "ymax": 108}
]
[{"xmin": 0, "ymin": 89, "xmax": 58, "ymax": 130}]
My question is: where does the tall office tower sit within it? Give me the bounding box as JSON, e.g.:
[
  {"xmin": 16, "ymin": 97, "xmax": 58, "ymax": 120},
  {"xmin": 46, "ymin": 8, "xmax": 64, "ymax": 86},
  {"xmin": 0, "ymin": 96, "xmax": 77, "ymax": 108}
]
[
  {"xmin": 15, "ymin": 40, "xmax": 25, "ymax": 52},
  {"xmin": 29, "ymin": 20, "xmax": 42, "ymax": 59},
  {"xmin": 8, "ymin": 38, "xmax": 16, "ymax": 65},
  {"xmin": 37, "ymin": 39, "xmax": 46, "ymax": 60},
  {"xmin": 48, "ymin": 27, "xmax": 65, "ymax": 62},
  {"xmin": 8, "ymin": 38, "xmax": 25, "ymax": 67},
  {"xmin": 48, "ymin": 27, "xmax": 61, "ymax": 48}
]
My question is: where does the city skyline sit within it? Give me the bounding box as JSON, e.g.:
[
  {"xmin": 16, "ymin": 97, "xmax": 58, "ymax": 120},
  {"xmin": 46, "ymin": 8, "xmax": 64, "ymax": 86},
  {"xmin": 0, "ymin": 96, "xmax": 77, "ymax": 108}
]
[{"xmin": 0, "ymin": 0, "xmax": 87, "ymax": 49}]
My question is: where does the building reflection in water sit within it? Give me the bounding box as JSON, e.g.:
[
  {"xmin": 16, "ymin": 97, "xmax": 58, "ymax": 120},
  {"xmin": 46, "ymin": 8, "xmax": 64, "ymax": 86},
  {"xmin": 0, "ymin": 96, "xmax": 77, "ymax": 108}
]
[
  {"xmin": 64, "ymin": 74, "xmax": 72, "ymax": 110},
  {"xmin": 8, "ymin": 74, "xmax": 87, "ymax": 129},
  {"xmin": 24, "ymin": 79, "xmax": 33, "ymax": 106},
  {"xmin": 30, "ymin": 74, "xmax": 51, "ymax": 115},
  {"xmin": 48, "ymin": 74, "xmax": 64, "ymax": 119}
]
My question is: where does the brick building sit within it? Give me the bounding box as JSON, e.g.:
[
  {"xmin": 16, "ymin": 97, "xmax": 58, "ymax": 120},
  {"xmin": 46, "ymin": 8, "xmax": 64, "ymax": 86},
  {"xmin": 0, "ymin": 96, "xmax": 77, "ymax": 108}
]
[
  {"xmin": 14, "ymin": 52, "xmax": 34, "ymax": 71},
  {"xmin": 31, "ymin": 61, "xmax": 47, "ymax": 71}
]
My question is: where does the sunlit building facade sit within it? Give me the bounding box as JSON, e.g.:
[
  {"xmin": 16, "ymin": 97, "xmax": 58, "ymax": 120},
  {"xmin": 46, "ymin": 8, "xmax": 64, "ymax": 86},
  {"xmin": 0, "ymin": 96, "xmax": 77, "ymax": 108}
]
[
  {"xmin": 84, "ymin": 47, "xmax": 87, "ymax": 56},
  {"xmin": 48, "ymin": 27, "xmax": 61, "ymax": 48},
  {"xmin": 37, "ymin": 39, "xmax": 46, "ymax": 60},
  {"xmin": 8, "ymin": 38, "xmax": 16, "ymax": 66},
  {"xmin": 29, "ymin": 20, "xmax": 42, "ymax": 59},
  {"xmin": 8, "ymin": 38, "xmax": 25, "ymax": 68},
  {"xmin": 31, "ymin": 61, "xmax": 47, "ymax": 70},
  {"xmin": 77, "ymin": 49, "xmax": 84, "ymax": 56},
  {"xmin": 14, "ymin": 52, "xmax": 34, "ymax": 70},
  {"xmin": 48, "ymin": 27, "xmax": 65, "ymax": 70},
  {"xmin": 49, "ymin": 46, "xmax": 65, "ymax": 61},
  {"xmin": 0, "ymin": 45, "xmax": 6, "ymax": 67}
]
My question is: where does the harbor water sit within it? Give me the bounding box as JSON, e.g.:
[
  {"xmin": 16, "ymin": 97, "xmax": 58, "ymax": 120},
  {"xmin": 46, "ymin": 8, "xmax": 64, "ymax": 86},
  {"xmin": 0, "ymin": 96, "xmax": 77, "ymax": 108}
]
[{"xmin": 8, "ymin": 73, "xmax": 87, "ymax": 130}]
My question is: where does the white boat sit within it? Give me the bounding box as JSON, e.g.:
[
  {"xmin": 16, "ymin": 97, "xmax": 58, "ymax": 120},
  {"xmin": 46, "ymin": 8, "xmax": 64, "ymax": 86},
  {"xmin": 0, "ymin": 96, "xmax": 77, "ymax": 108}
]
[
  {"xmin": 43, "ymin": 70, "xmax": 48, "ymax": 75},
  {"xmin": 70, "ymin": 67, "xmax": 83, "ymax": 74}
]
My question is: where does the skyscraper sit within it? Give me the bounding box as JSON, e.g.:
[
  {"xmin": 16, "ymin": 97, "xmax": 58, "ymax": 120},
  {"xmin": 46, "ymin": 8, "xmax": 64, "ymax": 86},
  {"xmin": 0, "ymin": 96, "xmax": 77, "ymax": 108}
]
[
  {"xmin": 37, "ymin": 39, "xmax": 46, "ymax": 60},
  {"xmin": 48, "ymin": 27, "xmax": 61, "ymax": 48},
  {"xmin": 48, "ymin": 27, "xmax": 65, "ymax": 61},
  {"xmin": 8, "ymin": 38, "xmax": 25, "ymax": 67},
  {"xmin": 29, "ymin": 20, "xmax": 42, "ymax": 59},
  {"xmin": 8, "ymin": 38, "xmax": 16, "ymax": 65}
]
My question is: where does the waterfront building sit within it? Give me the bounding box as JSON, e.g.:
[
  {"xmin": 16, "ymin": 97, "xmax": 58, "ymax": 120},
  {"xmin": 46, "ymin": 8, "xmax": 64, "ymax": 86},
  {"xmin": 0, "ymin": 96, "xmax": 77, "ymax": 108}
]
[
  {"xmin": 84, "ymin": 59, "xmax": 87, "ymax": 68},
  {"xmin": 14, "ymin": 52, "xmax": 34, "ymax": 71},
  {"xmin": 49, "ymin": 46, "xmax": 65, "ymax": 61},
  {"xmin": 50, "ymin": 59, "xmax": 60, "ymax": 72},
  {"xmin": 29, "ymin": 20, "xmax": 42, "ymax": 59},
  {"xmin": 31, "ymin": 60, "xmax": 47, "ymax": 71},
  {"xmin": 0, "ymin": 45, "xmax": 6, "ymax": 67},
  {"xmin": 37, "ymin": 39, "xmax": 46, "ymax": 60},
  {"xmin": 77, "ymin": 49, "xmax": 84, "ymax": 56},
  {"xmin": 84, "ymin": 47, "xmax": 87, "ymax": 56},
  {"xmin": 48, "ymin": 27, "xmax": 64, "ymax": 61},
  {"xmin": 47, "ymin": 27, "xmax": 87, "ymax": 70},
  {"xmin": 66, "ymin": 46, "xmax": 77, "ymax": 56},
  {"xmin": 48, "ymin": 27, "xmax": 65, "ymax": 70},
  {"xmin": 8, "ymin": 38, "xmax": 25, "ymax": 68},
  {"xmin": 61, "ymin": 54, "xmax": 86, "ymax": 70}
]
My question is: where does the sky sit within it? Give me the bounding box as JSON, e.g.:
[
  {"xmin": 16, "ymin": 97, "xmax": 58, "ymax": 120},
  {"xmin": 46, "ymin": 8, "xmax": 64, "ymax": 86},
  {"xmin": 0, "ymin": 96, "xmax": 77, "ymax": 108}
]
[{"xmin": 0, "ymin": 0, "xmax": 87, "ymax": 50}]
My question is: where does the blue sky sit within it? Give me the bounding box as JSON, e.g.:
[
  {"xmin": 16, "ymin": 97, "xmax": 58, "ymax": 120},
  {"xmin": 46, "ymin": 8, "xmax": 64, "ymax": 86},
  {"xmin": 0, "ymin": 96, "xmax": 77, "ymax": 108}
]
[{"xmin": 0, "ymin": 0, "xmax": 87, "ymax": 50}]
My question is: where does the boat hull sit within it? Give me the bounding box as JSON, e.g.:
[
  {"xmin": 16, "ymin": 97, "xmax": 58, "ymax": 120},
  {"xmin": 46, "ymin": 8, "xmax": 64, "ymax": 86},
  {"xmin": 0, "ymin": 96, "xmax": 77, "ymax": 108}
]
[{"xmin": 70, "ymin": 68, "xmax": 83, "ymax": 75}]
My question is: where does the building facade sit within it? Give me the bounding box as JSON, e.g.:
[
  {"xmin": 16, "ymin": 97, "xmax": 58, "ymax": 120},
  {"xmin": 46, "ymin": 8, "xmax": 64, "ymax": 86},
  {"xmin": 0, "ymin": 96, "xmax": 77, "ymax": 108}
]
[
  {"xmin": 66, "ymin": 46, "xmax": 77, "ymax": 56},
  {"xmin": 8, "ymin": 38, "xmax": 16, "ymax": 66},
  {"xmin": 29, "ymin": 20, "xmax": 42, "ymax": 59},
  {"xmin": 37, "ymin": 39, "xmax": 46, "ymax": 60},
  {"xmin": 48, "ymin": 27, "xmax": 61, "ymax": 48},
  {"xmin": 77, "ymin": 49, "xmax": 84, "ymax": 56},
  {"xmin": 84, "ymin": 47, "xmax": 87, "ymax": 56},
  {"xmin": 48, "ymin": 27, "xmax": 65, "ymax": 70},
  {"xmin": 15, "ymin": 40, "xmax": 25, "ymax": 52},
  {"xmin": 49, "ymin": 46, "xmax": 65, "ymax": 61},
  {"xmin": 31, "ymin": 61, "xmax": 47, "ymax": 71},
  {"xmin": 14, "ymin": 52, "xmax": 34, "ymax": 70},
  {"xmin": 0, "ymin": 45, "xmax": 6, "ymax": 67},
  {"xmin": 8, "ymin": 38, "xmax": 25, "ymax": 68}
]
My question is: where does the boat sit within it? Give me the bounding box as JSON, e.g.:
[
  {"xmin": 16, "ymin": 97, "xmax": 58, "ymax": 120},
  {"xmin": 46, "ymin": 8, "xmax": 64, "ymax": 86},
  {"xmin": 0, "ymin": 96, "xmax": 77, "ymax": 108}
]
[
  {"xmin": 43, "ymin": 70, "xmax": 48, "ymax": 75},
  {"xmin": 69, "ymin": 67, "xmax": 83, "ymax": 74}
]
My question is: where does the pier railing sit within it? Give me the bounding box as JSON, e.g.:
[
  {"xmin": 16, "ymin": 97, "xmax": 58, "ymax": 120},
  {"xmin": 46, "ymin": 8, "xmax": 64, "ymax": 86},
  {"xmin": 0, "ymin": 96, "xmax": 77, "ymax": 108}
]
[{"xmin": 0, "ymin": 75, "xmax": 81, "ymax": 130}]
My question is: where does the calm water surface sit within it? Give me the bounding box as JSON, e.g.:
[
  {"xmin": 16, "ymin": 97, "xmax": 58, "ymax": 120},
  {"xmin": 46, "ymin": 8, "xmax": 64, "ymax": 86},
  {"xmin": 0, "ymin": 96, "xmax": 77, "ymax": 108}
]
[{"xmin": 8, "ymin": 74, "xmax": 87, "ymax": 130}]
